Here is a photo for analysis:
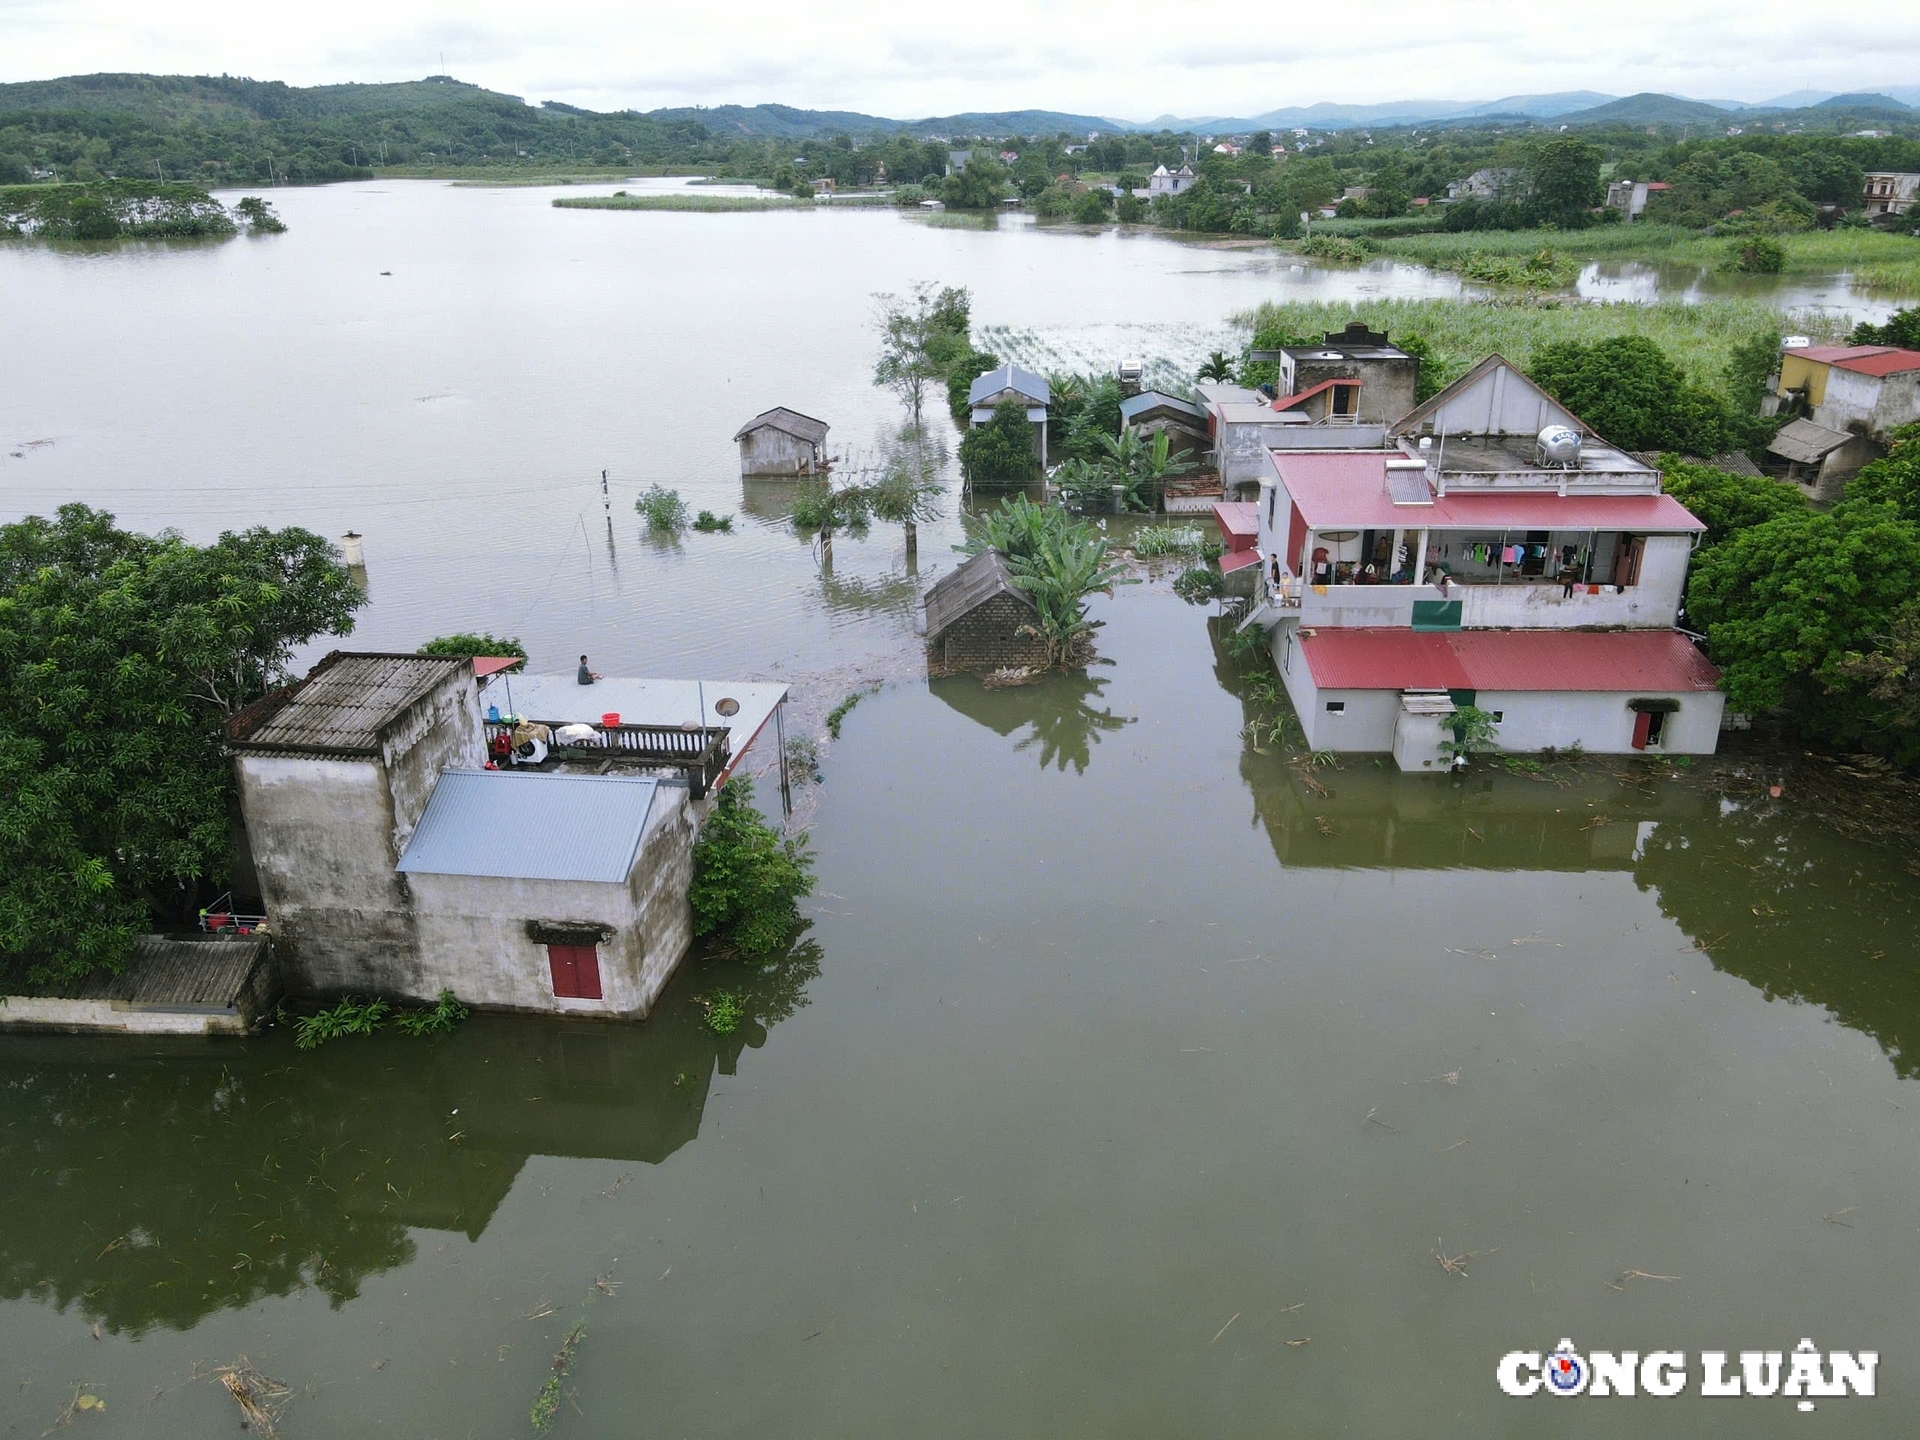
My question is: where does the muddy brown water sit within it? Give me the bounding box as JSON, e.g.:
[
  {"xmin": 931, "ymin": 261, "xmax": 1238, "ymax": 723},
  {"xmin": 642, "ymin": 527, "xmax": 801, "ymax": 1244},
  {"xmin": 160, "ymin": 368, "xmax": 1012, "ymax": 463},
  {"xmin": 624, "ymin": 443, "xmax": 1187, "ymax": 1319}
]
[{"xmin": 3, "ymin": 181, "xmax": 1919, "ymax": 1436}]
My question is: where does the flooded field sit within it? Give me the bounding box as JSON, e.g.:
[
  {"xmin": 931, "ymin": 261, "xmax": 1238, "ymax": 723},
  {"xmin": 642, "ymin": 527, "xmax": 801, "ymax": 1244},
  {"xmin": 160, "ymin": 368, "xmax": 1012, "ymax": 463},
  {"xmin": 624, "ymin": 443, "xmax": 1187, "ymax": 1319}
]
[{"xmin": 3, "ymin": 180, "xmax": 1918, "ymax": 1436}]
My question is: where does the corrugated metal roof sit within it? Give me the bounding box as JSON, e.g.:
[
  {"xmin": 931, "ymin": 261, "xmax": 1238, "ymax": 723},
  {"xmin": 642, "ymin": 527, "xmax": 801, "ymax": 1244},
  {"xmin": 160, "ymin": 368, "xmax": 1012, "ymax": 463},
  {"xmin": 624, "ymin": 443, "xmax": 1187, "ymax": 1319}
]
[
  {"xmin": 1786, "ymin": 345, "xmax": 1920, "ymax": 377},
  {"xmin": 1212, "ymin": 501, "xmax": 1259, "ymax": 548},
  {"xmin": 396, "ymin": 770, "xmax": 657, "ymax": 882},
  {"xmin": 733, "ymin": 407, "xmax": 830, "ymax": 443},
  {"xmin": 924, "ymin": 549, "xmax": 1033, "ymax": 638},
  {"xmin": 1768, "ymin": 418, "xmax": 1855, "ymax": 464},
  {"xmin": 1273, "ymin": 377, "xmax": 1361, "ymax": 412},
  {"xmin": 1119, "ymin": 391, "xmax": 1206, "ymax": 422},
  {"xmin": 968, "ymin": 364, "xmax": 1050, "ymax": 406},
  {"xmin": 1301, "ymin": 628, "xmax": 1722, "ymax": 693},
  {"xmin": 48, "ymin": 936, "xmax": 271, "ymax": 1008},
  {"xmin": 1274, "ymin": 452, "xmax": 1705, "ymax": 532},
  {"xmin": 227, "ymin": 652, "xmax": 468, "ymax": 755}
]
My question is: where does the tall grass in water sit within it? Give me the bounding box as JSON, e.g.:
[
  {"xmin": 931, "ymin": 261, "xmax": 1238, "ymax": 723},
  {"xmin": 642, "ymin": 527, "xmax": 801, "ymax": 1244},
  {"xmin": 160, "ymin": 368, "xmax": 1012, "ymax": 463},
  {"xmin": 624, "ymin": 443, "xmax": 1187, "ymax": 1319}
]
[
  {"xmin": 554, "ymin": 193, "xmax": 805, "ymax": 212},
  {"xmin": 1237, "ymin": 296, "xmax": 1848, "ymax": 397}
]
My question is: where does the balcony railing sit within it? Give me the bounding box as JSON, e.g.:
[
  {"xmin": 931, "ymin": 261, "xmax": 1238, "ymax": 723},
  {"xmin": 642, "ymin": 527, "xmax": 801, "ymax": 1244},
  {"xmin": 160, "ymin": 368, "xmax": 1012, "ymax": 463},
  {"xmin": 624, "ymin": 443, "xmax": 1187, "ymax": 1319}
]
[{"xmin": 486, "ymin": 720, "xmax": 732, "ymax": 798}]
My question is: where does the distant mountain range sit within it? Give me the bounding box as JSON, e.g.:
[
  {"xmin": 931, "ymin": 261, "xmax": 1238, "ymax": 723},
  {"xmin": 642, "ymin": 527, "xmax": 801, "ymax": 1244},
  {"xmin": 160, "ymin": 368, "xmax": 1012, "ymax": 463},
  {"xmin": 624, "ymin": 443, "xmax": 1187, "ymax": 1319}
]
[{"xmin": 1, "ymin": 73, "xmax": 1914, "ymax": 141}]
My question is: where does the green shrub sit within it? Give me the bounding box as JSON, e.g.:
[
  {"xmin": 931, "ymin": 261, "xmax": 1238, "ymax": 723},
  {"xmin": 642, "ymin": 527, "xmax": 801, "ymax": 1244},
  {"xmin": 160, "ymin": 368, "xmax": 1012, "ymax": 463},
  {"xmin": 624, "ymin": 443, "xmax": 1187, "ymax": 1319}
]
[
  {"xmin": 393, "ymin": 989, "xmax": 469, "ymax": 1036},
  {"xmin": 1727, "ymin": 235, "xmax": 1785, "ymax": 274},
  {"xmin": 1130, "ymin": 526, "xmax": 1206, "ymax": 557},
  {"xmin": 705, "ymin": 990, "xmax": 744, "ymax": 1035},
  {"xmin": 959, "ymin": 399, "xmax": 1041, "ymax": 486},
  {"xmin": 636, "ymin": 484, "xmax": 689, "ymax": 531},
  {"xmin": 690, "ymin": 777, "xmax": 815, "ymax": 956},
  {"xmin": 294, "ymin": 997, "xmax": 389, "ymax": 1049},
  {"xmin": 1173, "ymin": 565, "xmax": 1226, "ymax": 603},
  {"xmin": 692, "ymin": 510, "xmax": 733, "ymax": 532},
  {"xmin": 417, "ymin": 632, "xmax": 526, "ymax": 669}
]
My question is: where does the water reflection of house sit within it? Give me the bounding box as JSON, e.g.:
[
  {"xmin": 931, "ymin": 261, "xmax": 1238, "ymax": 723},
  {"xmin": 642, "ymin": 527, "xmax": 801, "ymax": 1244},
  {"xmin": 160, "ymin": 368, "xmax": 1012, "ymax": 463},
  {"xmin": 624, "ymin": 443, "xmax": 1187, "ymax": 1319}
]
[
  {"xmin": 0, "ymin": 1006, "xmax": 760, "ymax": 1333},
  {"xmin": 1235, "ymin": 355, "xmax": 1724, "ymax": 765},
  {"xmin": 227, "ymin": 653, "xmax": 786, "ymax": 1020},
  {"xmin": 927, "ymin": 670, "xmax": 1132, "ymax": 773}
]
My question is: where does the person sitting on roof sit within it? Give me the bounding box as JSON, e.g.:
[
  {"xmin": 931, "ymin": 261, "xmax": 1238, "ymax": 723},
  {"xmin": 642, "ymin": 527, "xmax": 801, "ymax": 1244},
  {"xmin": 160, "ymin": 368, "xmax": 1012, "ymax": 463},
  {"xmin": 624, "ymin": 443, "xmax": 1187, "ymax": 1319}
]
[{"xmin": 577, "ymin": 654, "xmax": 601, "ymax": 686}]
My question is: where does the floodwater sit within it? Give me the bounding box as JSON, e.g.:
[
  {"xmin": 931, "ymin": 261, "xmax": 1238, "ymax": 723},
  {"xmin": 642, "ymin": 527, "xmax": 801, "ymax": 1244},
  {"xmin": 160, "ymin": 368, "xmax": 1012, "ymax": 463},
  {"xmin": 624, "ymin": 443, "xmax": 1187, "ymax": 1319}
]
[{"xmin": 4, "ymin": 181, "xmax": 1920, "ymax": 1436}]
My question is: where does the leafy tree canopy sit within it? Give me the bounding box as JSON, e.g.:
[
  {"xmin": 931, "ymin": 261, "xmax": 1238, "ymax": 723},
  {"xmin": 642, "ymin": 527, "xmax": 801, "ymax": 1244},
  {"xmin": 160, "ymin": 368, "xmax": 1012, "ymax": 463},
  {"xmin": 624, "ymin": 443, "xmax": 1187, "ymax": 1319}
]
[
  {"xmin": 1529, "ymin": 334, "xmax": 1734, "ymax": 454},
  {"xmin": 418, "ymin": 632, "xmax": 527, "ymax": 669},
  {"xmin": 1657, "ymin": 457, "xmax": 1802, "ymax": 550},
  {"xmin": 0, "ymin": 506, "xmax": 363, "ymax": 984},
  {"xmin": 959, "ymin": 399, "xmax": 1041, "ymax": 487}
]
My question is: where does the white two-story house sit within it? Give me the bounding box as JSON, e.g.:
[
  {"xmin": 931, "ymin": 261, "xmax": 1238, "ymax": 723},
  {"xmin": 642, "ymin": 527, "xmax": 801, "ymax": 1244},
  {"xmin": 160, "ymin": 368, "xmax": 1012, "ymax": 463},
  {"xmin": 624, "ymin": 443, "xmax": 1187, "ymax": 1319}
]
[{"xmin": 1224, "ymin": 355, "xmax": 1725, "ymax": 769}]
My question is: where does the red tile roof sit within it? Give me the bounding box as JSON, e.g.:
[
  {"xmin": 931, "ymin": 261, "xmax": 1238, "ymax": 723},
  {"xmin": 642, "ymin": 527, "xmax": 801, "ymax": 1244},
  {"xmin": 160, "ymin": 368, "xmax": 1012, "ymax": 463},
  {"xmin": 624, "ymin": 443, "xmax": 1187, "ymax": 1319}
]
[
  {"xmin": 1300, "ymin": 627, "xmax": 1721, "ymax": 693},
  {"xmin": 1787, "ymin": 344, "xmax": 1920, "ymax": 377},
  {"xmin": 1276, "ymin": 452, "xmax": 1705, "ymax": 532}
]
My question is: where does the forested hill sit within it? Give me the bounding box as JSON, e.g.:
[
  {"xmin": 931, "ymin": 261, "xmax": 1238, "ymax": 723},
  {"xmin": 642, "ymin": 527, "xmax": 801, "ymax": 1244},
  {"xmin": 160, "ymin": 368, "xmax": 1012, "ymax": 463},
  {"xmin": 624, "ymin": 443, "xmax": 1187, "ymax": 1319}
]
[{"xmin": 0, "ymin": 73, "xmax": 1134, "ymax": 186}]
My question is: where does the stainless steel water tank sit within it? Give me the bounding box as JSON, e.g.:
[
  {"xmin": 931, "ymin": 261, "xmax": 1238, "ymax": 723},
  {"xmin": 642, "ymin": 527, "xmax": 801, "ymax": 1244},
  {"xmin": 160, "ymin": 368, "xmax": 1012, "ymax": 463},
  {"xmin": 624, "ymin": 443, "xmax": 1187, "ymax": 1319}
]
[{"xmin": 1536, "ymin": 425, "xmax": 1582, "ymax": 468}]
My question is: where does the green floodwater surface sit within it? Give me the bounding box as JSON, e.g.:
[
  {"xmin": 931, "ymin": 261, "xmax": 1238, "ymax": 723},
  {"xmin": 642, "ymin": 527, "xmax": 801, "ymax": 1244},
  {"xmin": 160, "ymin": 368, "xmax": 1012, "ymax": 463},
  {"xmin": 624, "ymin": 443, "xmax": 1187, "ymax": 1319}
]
[{"xmin": 3, "ymin": 181, "xmax": 1919, "ymax": 1437}]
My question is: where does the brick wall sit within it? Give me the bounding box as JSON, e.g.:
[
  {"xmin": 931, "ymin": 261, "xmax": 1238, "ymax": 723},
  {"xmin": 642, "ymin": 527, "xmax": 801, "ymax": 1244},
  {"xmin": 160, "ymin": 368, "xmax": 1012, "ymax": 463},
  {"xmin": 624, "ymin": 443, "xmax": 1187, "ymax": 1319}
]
[{"xmin": 935, "ymin": 595, "xmax": 1053, "ymax": 669}]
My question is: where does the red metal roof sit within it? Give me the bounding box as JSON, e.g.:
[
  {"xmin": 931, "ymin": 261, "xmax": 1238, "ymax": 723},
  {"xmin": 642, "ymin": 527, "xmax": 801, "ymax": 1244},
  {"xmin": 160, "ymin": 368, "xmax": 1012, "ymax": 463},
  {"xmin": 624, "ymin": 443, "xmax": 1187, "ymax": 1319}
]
[
  {"xmin": 1213, "ymin": 501, "xmax": 1260, "ymax": 550},
  {"xmin": 1276, "ymin": 452, "xmax": 1705, "ymax": 532},
  {"xmin": 1218, "ymin": 548, "xmax": 1262, "ymax": 574},
  {"xmin": 472, "ymin": 656, "xmax": 523, "ymax": 679},
  {"xmin": 1273, "ymin": 377, "xmax": 1361, "ymax": 412},
  {"xmin": 1300, "ymin": 628, "xmax": 1721, "ymax": 693},
  {"xmin": 1787, "ymin": 344, "xmax": 1920, "ymax": 377}
]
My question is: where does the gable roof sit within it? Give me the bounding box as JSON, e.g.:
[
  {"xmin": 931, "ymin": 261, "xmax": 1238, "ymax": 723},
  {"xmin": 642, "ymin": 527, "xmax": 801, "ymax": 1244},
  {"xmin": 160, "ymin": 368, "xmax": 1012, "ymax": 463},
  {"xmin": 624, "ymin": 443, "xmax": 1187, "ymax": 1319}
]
[
  {"xmin": 396, "ymin": 770, "xmax": 658, "ymax": 882},
  {"xmin": 1119, "ymin": 390, "xmax": 1206, "ymax": 423},
  {"xmin": 1767, "ymin": 417, "xmax": 1857, "ymax": 464},
  {"xmin": 734, "ymin": 407, "xmax": 830, "ymax": 444},
  {"xmin": 1785, "ymin": 345, "xmax": 1920, "ymax": 379},
  {"xmin": 923, "ymin": 549, "xmax": 1035, "ymax": 639},
  {"xmin": 1387, "ymin": 353, "xmax": 1588, "ymax": 440},
  {"xmin": 968, "ymin": 364, "xmax": 1050, "ymax": 407},
  {"xmin": 225, "ymin": 652, "xmax": 468, "ymax": 756}
]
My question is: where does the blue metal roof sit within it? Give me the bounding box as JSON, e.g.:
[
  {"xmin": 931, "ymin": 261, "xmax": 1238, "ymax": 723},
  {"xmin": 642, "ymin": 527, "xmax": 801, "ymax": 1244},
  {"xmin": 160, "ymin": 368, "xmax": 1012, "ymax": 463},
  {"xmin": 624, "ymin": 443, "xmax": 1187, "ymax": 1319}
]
[
  {"xmin": 1119, "ymin": 390, "xmax": 1205, "ymax": 421},
  {"xmin": 968, "ymin": 363, "xmax": 1050, "ymax": 407},
  {"xmin": 396, "ymin": 770, "xmax": 658, "ymax": 883}
]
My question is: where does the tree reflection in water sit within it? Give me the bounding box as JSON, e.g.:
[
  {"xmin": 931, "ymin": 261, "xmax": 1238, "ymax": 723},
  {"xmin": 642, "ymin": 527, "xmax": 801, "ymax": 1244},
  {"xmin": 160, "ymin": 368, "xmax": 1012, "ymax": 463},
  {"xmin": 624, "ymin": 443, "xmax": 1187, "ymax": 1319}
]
[
  {"xmin": 930, "ymin": 668, "xmax": 1134, "ymax": 774},
  {"xmin": 0, "ymin": 935, "xmax": 821, "ymax": 1336}
]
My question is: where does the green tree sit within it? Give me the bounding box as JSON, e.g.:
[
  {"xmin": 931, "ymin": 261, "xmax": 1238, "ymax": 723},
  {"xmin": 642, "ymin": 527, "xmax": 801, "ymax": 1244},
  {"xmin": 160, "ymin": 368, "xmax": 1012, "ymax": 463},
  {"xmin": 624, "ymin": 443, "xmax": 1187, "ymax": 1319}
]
[
  {"xmin": 1523, "ymin": 138, "xmax": 1603, "ymax": 228},
  {"xmin": 1845, "ymin": 424, "xmax": 1920, "ymax": 525},
  {"xmin": 1688, "ymin": 501, "xmax": 1920, "ymax": 750},
  {"xmin": 1197, "ymin": 351, "xmax": 1236, "ymax": 383},
  {"xmin": 872, "ymin": 282, "xmax": 972, "ymax": 426},
  {"xmin": 942, "ymin": 155, "xmax": 1008, "ymax": 210},
  {"xmin": 233, "ymin": 195, "xmax": 286, "ymax": 232},
  {"xmin": 1528, "ymin": 335, "xmax": 1732, "ymax": 454},
  {"xmin": 417, "ymin": 633, "xmax": 527, "ymax": 670},
  {"xmin": 1657, "ymin": 458, "xmax": 1802, "ymax": 551},
  {"xmin": 959, "ymin": 400, "xmax": 1041, "ymax": 487},
  {"xmin": 1396, "ymin": 331, "xmax": 1445, "ymax": 402},
  {"xmin": 688, "ymin": 777, "xmax": 814, "ymax": 956},
  {"xmin": 0, "ymin": 507, "xmax": 362, "ymax": 985},
  {"xmin": 946, "ymin": 347, "xmax": 999, "ymax": 421},
  {"xmin": 1072, "ymin": 188, "xmax": 1111, "ymax": 224},
  {"xmin": 1365, "ymin": 156, "xmax": 1410, "ymax": 217},
  {"xmin": 1849, "ymin": 307, "xmax": 1920, "ymax": 350}
]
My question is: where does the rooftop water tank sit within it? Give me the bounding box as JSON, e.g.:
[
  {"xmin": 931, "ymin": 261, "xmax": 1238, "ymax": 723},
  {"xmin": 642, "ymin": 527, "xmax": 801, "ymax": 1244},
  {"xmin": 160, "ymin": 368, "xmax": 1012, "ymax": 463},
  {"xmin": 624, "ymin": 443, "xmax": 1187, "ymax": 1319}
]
[{"xmin": 1536, "ymin": 425, "xmax": 1582, "ymax": 469}]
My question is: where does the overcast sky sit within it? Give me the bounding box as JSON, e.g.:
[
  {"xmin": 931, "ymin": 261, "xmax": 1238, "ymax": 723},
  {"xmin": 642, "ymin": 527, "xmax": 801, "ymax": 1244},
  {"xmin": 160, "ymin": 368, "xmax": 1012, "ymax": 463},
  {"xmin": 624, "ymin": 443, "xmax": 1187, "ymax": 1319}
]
[{"xmin": 3, "ymin": 0, "xmax": 1917, "ymax": 119}]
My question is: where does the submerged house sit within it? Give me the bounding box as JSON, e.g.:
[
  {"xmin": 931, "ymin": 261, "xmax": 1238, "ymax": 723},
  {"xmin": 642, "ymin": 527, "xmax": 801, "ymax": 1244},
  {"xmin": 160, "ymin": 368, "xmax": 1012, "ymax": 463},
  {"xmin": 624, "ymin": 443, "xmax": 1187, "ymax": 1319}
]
[
  {"xmin": 967, "ymin": 364, "xmax": 1051, "ymax": 468},
  {"xmin": 923, "ymin": 549, "xmax": 1050, "ymax": 670},
  {"xmin": 228, "ymin": 652, "xmax": 787, "ymax": 1019},
  {"xmin": 1232, "ymin": 355, "xmax": 1725, "ymax": 766},
  {"xmin": 735, "ymin": 407, "xmax": 830, "ymax": 475}
]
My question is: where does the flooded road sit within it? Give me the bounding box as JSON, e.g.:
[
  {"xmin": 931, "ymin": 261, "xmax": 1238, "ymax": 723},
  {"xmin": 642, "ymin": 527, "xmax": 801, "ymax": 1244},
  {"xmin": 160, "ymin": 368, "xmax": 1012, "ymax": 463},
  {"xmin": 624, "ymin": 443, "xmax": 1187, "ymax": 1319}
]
[{"xmin": 4, "ymin": 182, "xmax": 1920, "ymax": 1436}]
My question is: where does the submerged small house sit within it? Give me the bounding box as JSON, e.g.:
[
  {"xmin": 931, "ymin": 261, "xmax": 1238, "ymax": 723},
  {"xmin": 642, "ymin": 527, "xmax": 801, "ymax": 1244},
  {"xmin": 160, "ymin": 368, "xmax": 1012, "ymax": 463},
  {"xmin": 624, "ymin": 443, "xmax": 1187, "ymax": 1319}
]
[
  {"xmin": 924, "ymin": 549, "xmax": 1050, "ymax": 670},
  {"xmin": 228, "ymin": 652, "xmax": 786, "ymax": 1019},
  {"xmin": 967, "ymin": 365, "xmax": 1051, "ymax": 468},
  {"xmin": 735, "ymin": 407, "xmax": 830, "ymax": 475}
]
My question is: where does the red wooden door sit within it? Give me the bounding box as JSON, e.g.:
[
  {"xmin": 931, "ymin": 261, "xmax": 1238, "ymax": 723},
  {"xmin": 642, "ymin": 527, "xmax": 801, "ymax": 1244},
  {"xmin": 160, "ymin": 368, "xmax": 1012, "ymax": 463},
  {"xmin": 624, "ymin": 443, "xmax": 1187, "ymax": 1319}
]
[
  {"xmin": 547, "ymin": 944, "xmax": 604, "ymax": 1000},
  {"xmin": 1630, "ymin": 711, "xmax": 1653, "ymax": 751}
]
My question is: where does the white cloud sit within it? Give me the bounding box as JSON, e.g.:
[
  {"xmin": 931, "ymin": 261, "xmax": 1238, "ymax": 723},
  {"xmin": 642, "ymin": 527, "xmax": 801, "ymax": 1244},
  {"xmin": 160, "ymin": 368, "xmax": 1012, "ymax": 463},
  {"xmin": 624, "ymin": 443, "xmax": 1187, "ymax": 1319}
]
[{"xmin": 2, "ymin": 0, "xmax": 1917, "ymax": 119}]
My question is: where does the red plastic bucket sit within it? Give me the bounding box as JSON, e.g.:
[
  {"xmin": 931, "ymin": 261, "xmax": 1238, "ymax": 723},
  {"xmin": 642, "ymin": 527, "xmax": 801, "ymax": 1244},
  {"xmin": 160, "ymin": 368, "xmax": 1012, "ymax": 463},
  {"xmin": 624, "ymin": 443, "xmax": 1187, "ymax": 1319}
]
[{"xmin": 601, "ymin": 712, "xmax": 621, "ymax": 727}]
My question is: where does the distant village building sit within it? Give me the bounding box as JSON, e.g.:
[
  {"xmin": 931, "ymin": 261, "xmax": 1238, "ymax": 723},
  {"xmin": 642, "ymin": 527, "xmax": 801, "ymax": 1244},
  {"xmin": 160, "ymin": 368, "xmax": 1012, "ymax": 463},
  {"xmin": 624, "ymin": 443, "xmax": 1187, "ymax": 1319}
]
[
  {"xmin": 227, "ymin": 652, "xmax": 788, "ymax": 1020},
  {"xmin": 1233, "ymin": 355, "xmax": 1726, "ymax": 766},
  {"xmin": 1446, "ymin": 167, "xmax": 1518, "ymax": 202},
  {"xmin": 1861, "ymin": 172, "xmax": 1919, "ymax": 218},
  {"xmin": 947, "ymin": 150, "xmax": 972, "ymax": 174},
  {"xmin": 1147, "ymin": 164, "xmax": 1196, "ymax": 197},
  {"xmin": 967, "ymin": 364, "xmax": 1051, "ymax": 467},
  {"xmin": 923, "ymin": 549, "xmax": 1052, "ymax": 670},
  {"xmin": 1119, "ymin": 390, "xmax": 1209, "ymax": 458},
  {"xmin": 1604, "ymin": 179, "xmax": 1670, "ymax": 221},
  {"xmin": 734, "ymin": 407, "xmax": 830, "ymax": 475}
]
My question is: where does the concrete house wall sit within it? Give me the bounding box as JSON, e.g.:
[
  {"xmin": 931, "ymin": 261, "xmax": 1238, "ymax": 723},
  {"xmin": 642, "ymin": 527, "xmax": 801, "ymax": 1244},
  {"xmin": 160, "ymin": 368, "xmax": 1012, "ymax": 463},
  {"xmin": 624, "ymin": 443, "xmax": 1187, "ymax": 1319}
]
[
  {"xmin": 404, "ymin": 786, "xmax": 703, "ymax": 1018},
  {"xmin": 738, "ymin": 427, "xmax": 821, "ymax": 476},
  {"xmin": 1817, "ymin": 366, "xmax": 1920, "ymax": 441}
]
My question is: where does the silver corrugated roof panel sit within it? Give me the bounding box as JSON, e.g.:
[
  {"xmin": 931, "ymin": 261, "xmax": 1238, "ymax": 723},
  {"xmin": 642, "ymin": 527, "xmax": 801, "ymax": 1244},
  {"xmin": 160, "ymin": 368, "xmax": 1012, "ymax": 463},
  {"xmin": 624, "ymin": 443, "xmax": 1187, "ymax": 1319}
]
[
  {"xmin": 1767, "ymin": 418, "xmax": 1854, "ymax": 465},
  {"xmin": 228, "ymin": 652, "xmax": 467, "ymax": 754},
  {"xmin": 396, "ymin": 770, "xmax": 658, "ymax": 883}
]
